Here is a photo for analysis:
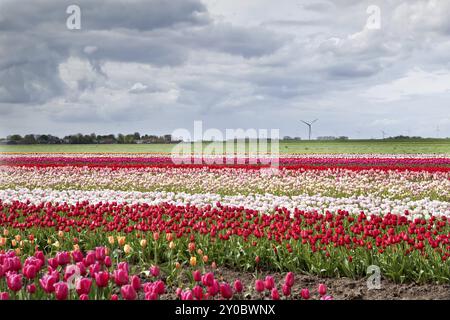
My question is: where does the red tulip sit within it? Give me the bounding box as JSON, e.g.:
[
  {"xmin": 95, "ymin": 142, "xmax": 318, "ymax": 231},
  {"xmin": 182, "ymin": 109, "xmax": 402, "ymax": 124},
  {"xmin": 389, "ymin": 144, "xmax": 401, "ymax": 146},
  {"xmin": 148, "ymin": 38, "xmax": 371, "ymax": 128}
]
[
  {"xmin": 234, "ymin": 279, "xmax": 243, "ymax": 293},
  {"xmin": 318, "ymin": 284, "xmax": 327, "ymax": 296},
  {"xmin": 121, "ymin": 284, "xmax": 137, "ymax": 300},
  {"xmin": 76, "ymin": 278, "xmax": 92, "ymax": 296},
  {"xmin": 7, "ymin": 273, "xmax": 23, "ymax": 292},
  {"xmin": 220, "ymin": 282, "xmax": 233, "ymax": 299},
  {"xmin": 54, "ymin": 282, "xmax": 69, "ymax": 300},
  {"xmin": 255, "ymin": 279, "xmax": 265, "ymax": 293},
  {"xmin": 94, "ymin": 271, "xmax": 109, "ymax": 288},
  {"xmin": 300, "ymin": 288, "xmax": 310, "ymax": 300},
  {"xmin": 111, "ymin": 294, "xmax": 119, "ymax": 301},
  {"xmin": 271, "ymin": 288, "xmax": 280, "ymax": 300}
]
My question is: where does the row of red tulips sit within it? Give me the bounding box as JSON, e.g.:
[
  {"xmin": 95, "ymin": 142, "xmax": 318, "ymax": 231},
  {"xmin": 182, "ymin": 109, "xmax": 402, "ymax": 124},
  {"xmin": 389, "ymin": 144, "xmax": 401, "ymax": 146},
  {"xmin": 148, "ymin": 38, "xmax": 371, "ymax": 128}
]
[{"xmin": 1, "ymin": 200, "xmax": 449, "ymax": 282}]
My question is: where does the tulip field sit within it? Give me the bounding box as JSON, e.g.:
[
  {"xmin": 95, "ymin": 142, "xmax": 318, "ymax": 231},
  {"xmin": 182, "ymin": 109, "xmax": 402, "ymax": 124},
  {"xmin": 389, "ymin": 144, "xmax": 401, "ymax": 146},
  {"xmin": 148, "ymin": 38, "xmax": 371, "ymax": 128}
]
[{"xmin": 0, "ymin": 151, "xmax": 449, "ymax": 300}]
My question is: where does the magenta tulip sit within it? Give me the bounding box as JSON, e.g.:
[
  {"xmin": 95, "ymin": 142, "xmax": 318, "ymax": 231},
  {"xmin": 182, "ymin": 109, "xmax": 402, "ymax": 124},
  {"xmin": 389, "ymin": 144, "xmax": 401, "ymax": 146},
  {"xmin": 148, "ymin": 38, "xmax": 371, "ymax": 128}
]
[
  {"xmin": 7, "ymin": 273, "xmax": 23, "ymax": 292},
  {"xmin": 271, "ymin": 288, "xmax": 280, "ymax": 300},
  {"xmin": 121, "ymin": 285, "xmax": 137, "ymax": 300},
  {"xmin": 220, "ymin": 282, "xmax": 233, "ymax": 300},
  {"xmin": 255, "ymin": 279, "xmax": 265, "ymax": 293},
  {"xmin": 95, "ymin": 271, "xmax": 109, "ymax": 288},
  {"xmin": 150, "ymin": 265, "xmax": 160, "ymax": 277},
  {"xmin": 318, "ymin": 284, "xmax": 327, "ymax": 296},
  {"xmin": 0, "ymin": 292, "xmax": 9, "ymax": 300},
  {"xmin": 76, "ymin": 278, "xmax": 92, "ymax": 296},
  {"xmin": 264, "ymin": 276, "xmax": 275, "ymax": 290},
  {"xmin": 234, "ymin": 279, "xmax": 243, "ymax": 293},
  {"xmin": 54, "ymin": 282, "xmax": 69, "ymax": 300},
  {"xmin": 300, "ymin": 288, "xmax": 310, "ymax": 300},
  {"xmin": 193, "ymin": 270, "xmax": 202, "ymax": 282}
]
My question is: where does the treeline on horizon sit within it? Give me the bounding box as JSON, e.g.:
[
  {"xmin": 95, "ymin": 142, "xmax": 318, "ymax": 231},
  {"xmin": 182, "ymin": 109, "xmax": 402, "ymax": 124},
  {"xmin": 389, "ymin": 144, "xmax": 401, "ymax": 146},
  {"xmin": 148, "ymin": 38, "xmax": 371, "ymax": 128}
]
[
  {"xmin": 0, "ymin": 133, "xmax": 447, "ymax": 145},
  {"xmin": 0, "ymin": 133, "xmax": 180, "ymax": 145}
]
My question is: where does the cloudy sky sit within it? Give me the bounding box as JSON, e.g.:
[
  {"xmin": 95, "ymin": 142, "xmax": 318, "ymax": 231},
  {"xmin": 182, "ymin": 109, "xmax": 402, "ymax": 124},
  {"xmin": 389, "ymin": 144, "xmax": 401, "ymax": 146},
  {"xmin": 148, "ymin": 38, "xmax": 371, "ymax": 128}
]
[{"xmin": 1, "ymin": 0, "xmax": 450, "ymax": 139}]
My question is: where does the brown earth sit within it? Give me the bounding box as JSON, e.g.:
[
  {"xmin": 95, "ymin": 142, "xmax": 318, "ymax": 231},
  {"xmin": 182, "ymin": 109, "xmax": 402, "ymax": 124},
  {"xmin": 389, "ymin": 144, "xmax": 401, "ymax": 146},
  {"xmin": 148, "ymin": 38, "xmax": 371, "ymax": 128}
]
[{"xmin": 158, "ymin": 267, "xmax": 450, "ymax": 300}]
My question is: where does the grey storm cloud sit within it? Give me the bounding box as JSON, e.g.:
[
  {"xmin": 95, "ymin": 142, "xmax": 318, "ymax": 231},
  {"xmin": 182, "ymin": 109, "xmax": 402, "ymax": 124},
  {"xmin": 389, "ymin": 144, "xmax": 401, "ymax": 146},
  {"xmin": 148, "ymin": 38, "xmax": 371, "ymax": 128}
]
[{"xmin": 0, "ymin": 0, "xmax": 450, "ymax": 138}]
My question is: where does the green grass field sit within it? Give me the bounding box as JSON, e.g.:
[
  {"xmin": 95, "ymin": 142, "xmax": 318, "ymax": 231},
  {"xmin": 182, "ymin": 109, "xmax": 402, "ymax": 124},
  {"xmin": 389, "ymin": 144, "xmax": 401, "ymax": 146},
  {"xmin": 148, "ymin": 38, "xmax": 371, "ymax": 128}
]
[{"xmin": 1, "ymin": 139, "xmax": 449, "ymax": 154}]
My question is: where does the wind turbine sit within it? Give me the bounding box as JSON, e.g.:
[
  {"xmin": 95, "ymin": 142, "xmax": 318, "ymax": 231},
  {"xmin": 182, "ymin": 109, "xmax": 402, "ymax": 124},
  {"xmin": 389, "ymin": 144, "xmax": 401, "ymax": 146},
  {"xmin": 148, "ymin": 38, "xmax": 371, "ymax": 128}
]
[
  {"xmin": 301, "ymin": 119, "xmax": 318, "ymax": 140},
  {"xmin": 381, "ymin": 130, "xmax": 387, "ymax": 140}
]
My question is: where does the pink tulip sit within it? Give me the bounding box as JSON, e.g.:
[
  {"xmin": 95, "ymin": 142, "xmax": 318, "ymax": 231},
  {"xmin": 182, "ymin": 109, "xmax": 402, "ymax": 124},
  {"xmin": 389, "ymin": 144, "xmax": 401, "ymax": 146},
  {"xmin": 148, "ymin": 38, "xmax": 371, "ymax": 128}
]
[
  {"xmin": 154, "ymin": 280, "xmax": 165, "ymax": 295},
  {"xmin": 111, "ymin": 294, "xmax": 119, "ymax": 301},
  {"xmin": 27, "ymin": 284, "xmax": 36, "ymax": 294},
  {"xmin": 72, "ymin": 250, "xmax": 84, "ymax": 263},
  {"xmin": 76, "ymin": 278, "xmax": 92, "ymax": 296},
  {"xmin": 95, "ymin": 247, "xmax": 106, "ymax": 261},
  {"xmin": 7, "ymin": 273, "xmax": 23, "ymax": 292},
  {"xmin": 208, "ymin": 280, "xmax": 220, "ymax": 296},
  {"xmin": 0, "ymin": 292, "xmax": 9, "ymax": 300},
  {"xmin": 176, "ymin": 287, "xmax": 182, "ymax": 297},
  {"xmin": 282, "ymin": 283, "xmax": 291, "ymax": 297},
  {"xmin": 201, "ymin": 272, "xmax": 214, "ymax": 287},
  {"xmin": 56, "ymin": 251, "xmax": 71, "ymax": 266},
  {"xmin": 255, "ymin": 279, "xmax": 265, "ymax": 293},
  {"xmin": 34, "ymin": 251, "xmax": 45, "ymax": 265},
  {"xmin": 145, "ymin": 292, "xmax": 158, "ymax": 300},
  {"xmin": 84, "ymin": 251, "xmax": 96, "ymax": 266},
  {"xmin": 181, "ymin": 290, "xmax": 193, "ymax": 300},
  {"xmin": 264, "ymin": 276, "xmax": 275, "ymax": 290},
  {"xmin": 193, "ymin": 270, "xmax": 202, "ymax": 282},
  {"xmin": 40, "ymin": 274, "xmax": 57, "ymax": 293},
  {"xmin": 318, "ymin": 284, "xmax": 327, "ymax": 296},
  {"xmin": 320, "ymin": 295, "xmax": 334, "ymax": 300},
  {"xmin": 54, "ymin": 282, "xmax": 69, "ymax": 300},
  {"xmin": 220, "ymin": 282, "xmax": 233, "ymax": 300},
  {"xmin": 104, "ymin": 256, "xmax": 112, "ymax": 268},
  {"xmin": 234, "ymin": 279, "xmax": 243, "ymax": 293},
  {"xmin": 271, "ymin": 288, "xmax": 280, "ymax": 300},
  {"xmin": 95, "ymin": 271, "xmax": 109, "ymax": 288},
  {"xmin": 47, "ymin": 258, "xmax": 59, "ymax": 269},
  {"xmin": 118, "ymin": 262, "xmax": 129, "ymax": 273},
  {"xmin": 285, "ymin": 272, "xmax": 294, "ymax": 287},
  {"xmin": 23, "ymin": 264, "xmax": 38, "ymax": 279},
  {"xmin": 131, "ymin": 275, "xmax": 141, "ymax": 291},
  {"xmin": 80, "ymin": 294, "xmax": 89, "ymax": 300},
  {"xmin": 300, "ymin": 288, "xmax": 310, "ymax": 300},
  {"xmin": 113, "ymin": 269, "xmax": 129, "ymax": 286},
  {"xmin": 150, "ymin": 265, "xmax": 160, "ymax": 277},
  {"xmin": 121, "ymin": 284, "xmax": 137, "ymax": 300},
  {"xmin": 76, "ymin": 262, "xmax": 87, "ymax": 276},
  {"xmin": 192, "ymin": 285, "xmax": 204, "ymax": 300}
]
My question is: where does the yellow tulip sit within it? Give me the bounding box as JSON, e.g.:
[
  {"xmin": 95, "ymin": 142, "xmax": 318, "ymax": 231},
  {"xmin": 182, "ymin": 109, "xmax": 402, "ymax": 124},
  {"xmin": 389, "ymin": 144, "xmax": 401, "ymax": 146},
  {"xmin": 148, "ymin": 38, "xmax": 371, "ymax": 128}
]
[
  {"xmin": 15, "ymin": 235, "xmax": 21, "ymax": 242},
  {"xmin": 189, "ymin": 256, "xmax": 197, "ymax": 267},
  {"xmin": 169, "ymin": 241, "xmax": 175, "ymax": 250},
  {"xmin": 73, "ymin": 244, "xmax": 80, "ymax": 251},
  {"xmin": 108, "ymin": 236, "xmax": 115, "ymax": 245},
  {"xmin": 140, "ymin": 239, "xmax": 147, "ymax": 248},
  {"xmin": 124, "ymin": 244, "xmax": 132, "ymax": 254}
]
